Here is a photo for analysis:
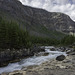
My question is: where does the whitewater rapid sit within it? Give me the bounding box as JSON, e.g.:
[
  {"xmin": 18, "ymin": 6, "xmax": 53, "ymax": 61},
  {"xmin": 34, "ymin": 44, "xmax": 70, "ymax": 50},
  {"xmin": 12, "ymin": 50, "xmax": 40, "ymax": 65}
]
[{"xmin": 0, "ymin": 47, "xmax": 67, "ymax": 74}]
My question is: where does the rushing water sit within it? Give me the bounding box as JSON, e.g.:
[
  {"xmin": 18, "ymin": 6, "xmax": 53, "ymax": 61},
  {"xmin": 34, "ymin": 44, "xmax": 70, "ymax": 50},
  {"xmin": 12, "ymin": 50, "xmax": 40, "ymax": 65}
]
[{"xmin": 0, "ymin": 47, "xmax": 67, "ymax": 74}]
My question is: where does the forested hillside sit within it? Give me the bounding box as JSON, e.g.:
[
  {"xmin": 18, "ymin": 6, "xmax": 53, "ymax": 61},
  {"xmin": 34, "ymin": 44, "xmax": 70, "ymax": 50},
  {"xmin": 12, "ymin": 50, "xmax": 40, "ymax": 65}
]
[{"xmin": 0, "ymin": 16, "xmax": 30, "ymax": 49}]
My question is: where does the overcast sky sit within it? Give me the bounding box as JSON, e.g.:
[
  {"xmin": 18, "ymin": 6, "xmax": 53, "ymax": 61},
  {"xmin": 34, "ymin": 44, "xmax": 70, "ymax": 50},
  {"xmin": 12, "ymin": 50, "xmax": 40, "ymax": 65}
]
[{"xmin": 19, "ymin": 0, "xmax": 75, "ymax": 21}]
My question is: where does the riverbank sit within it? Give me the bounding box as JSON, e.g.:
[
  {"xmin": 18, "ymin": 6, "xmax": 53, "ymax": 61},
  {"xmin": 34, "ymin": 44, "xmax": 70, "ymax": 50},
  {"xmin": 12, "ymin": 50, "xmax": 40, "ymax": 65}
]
[
  {"xmin": 1, "ymin": 54, "xmax": 75, "ymax": 75},
  {"xmin": 0, "ymin": 46, "xmax": 45, "ymax": 67}
]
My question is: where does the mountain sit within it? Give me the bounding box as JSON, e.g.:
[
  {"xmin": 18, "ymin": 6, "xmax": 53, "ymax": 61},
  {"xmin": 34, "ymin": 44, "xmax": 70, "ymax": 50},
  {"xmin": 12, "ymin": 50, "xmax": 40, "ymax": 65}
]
[{"xmin": 0, "ymin": 0, "xmax": 75, "ymax": 39}]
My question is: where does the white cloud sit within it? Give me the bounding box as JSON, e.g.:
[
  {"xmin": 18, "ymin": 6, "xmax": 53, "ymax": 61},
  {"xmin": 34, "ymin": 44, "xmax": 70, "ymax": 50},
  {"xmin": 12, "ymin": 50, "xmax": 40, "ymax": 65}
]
[{"xmin": 19, "ymin": 0, "xmax": 75, "ymax": 21}]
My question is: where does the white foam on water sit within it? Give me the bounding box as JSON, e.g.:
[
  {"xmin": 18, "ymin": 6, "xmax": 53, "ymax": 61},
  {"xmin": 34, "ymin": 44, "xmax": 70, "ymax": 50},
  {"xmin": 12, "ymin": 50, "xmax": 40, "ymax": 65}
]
[
  {"xmin": 45, "ymin": 49, "xmax": 67, "ymax": 56},
  {"xmin": 0, "ymin": 48, "xmax": 67, "ymax": 74}
]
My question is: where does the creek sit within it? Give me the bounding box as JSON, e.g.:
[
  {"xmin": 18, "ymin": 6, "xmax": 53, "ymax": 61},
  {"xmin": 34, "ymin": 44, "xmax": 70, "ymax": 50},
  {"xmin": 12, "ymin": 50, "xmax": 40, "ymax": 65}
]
[{"xmin": 0, "ymin": 46, "xmax": 67, "ymax": 74}]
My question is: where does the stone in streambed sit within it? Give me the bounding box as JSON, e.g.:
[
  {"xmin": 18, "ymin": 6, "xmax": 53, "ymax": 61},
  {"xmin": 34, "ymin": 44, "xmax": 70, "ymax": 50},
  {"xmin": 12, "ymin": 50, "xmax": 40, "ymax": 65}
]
[
  {"xmin": 35, "ymin": 52, "xmax": 49, "ymax": 56},
  {"xmin": 1, "ymin": 72, "xmax": 9, "ymax": 75},
  {"xmin": 50, "ymin": 48, "xmax": 55, "ymax": 51},
  {"xmin": 11, "ymin": 73, "xmax": 23, "ymax": 75},
  {"xmin": 43, "ymin": 53, "xmax": 49, "ymax": 56},
  {"xmin": 56, "ymin": 55, "xmax": 66, "ymax": 61},
  {"xmin": 8, "ymin": 70, "xmax": 26, "ymax": 75}
]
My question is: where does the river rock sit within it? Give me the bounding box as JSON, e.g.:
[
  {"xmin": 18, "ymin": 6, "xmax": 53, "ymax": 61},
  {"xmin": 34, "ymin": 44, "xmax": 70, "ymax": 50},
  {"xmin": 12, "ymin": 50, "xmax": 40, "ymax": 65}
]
[
  {"xmin": 66, "ymin": 48, "xmax": 75, "ymax": 54},
  {"xmin": 56, "ymin": 55, "xmax": 66, "ymax": 61},
  {"xmin": 9, "ymin": 73, "xmax": 23, "ymax": 75},
  {"xmin": 50, "ymin": 48, "xmax": 55, "ymax": 51},
  {"xmin": 43, "ymin": 53, "xmax": 49, "ymax": 56},
  {"xmin": 31, "ymin": 46, "xmax": 45, "ymax": 53},
  {"xmin": 35, "ymin": 52, "xmax": 49, "ymax": 56},
  {"xmin": 69, "ymin": 52, "xmax": 75, "ymax": 55},
  {"xmin": 8, "ymin": 70, "xmax": 26, "ymax": 75},
  {"xmin": 26, "ymin": 65, "xmax": 38, "ymax": 70},
  {"xmin": 1, "ymin": 72, "xmax": 9, "ymax": 75}
]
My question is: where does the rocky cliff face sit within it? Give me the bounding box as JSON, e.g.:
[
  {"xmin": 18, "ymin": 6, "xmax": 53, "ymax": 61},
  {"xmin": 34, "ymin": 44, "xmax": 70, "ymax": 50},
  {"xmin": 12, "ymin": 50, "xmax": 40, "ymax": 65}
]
[{"xmin": 0, "ymin": 0, "xmax": 75, "ymax": 37}]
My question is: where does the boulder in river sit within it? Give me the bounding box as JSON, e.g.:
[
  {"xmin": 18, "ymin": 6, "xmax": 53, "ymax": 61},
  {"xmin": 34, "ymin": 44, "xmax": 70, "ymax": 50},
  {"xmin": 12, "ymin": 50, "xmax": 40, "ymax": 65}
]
[
  {"xmin": 35, "ymin": 52, "xmax": 49, "ymax": 56},
  {"xmin": 50, "ymin": 48, "xmax": 55, "ymax": 51},
  {"xmin": 43, "ymin": 52, "xmax": 49, "ymax": 56},
  {"xmin": 56, "ymin": 55, "xmax": 66, "ymax": 61}
]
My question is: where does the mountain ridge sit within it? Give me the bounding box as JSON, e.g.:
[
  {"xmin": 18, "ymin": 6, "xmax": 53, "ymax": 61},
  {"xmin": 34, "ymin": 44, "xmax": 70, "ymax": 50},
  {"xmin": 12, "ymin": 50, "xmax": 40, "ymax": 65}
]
[{"xmin": 0, "ymin": 0, "xmax": 75, "ymax": 39}]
